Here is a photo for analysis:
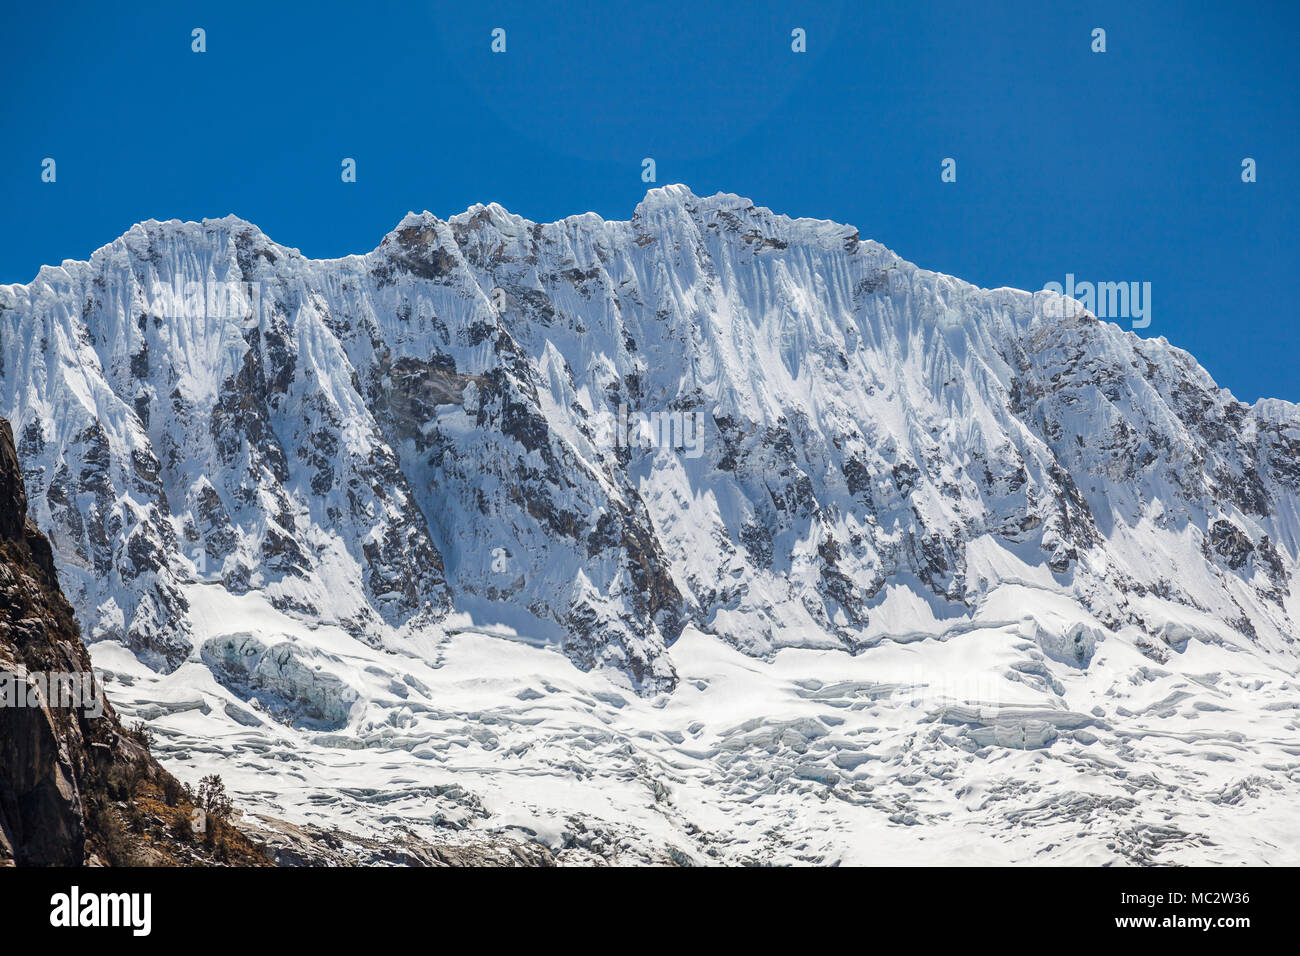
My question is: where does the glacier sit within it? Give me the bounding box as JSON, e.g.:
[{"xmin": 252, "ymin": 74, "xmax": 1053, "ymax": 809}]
[{"xmin": 1, "ymin": 185, "xmax": 1297, "ymax": 864}]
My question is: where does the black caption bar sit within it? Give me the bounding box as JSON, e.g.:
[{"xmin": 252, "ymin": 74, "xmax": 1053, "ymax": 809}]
[{"xmin": 0, "ymin": 865, "xmax": 1285, "ymax": 945}]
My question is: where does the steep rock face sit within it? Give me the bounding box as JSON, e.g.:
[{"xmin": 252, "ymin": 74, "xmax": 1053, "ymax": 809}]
[
  {"xmin": 0, "ymin": 187, "xmax": 1296, "ymax": 697},
  {"xmin": 0, "ymin": 417, "xmax": 103, "ymax": 864}
]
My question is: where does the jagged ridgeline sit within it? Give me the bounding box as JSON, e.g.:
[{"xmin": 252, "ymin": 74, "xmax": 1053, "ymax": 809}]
[{"xmin": 0, "ymin": 186, "xmax": 1296, "ymax": 695}]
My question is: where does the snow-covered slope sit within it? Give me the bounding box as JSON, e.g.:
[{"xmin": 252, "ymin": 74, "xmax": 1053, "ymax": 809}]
[{"xmin": 2, "ymin": 187, "xmax": 1298, "ymax": 862}]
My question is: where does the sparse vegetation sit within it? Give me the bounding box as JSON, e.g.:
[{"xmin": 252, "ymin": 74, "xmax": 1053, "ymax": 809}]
[
  {"xmin": 127, "ymin": 718, "xmax": 155, "ymax": 748},
  {"xmin": 196, "ymin": 774, "xmax": 234, "ymax": 822},
  {"xmin": 101, "ymin": 755, "xmax": 149, "ymax": 801},
  {"xmin": 170, "ymin": 810, "xmax": 195, "ymax": 845},
  {"xmin": 98, "ymin": 810, "xmax": 140, "ymax": 866}
]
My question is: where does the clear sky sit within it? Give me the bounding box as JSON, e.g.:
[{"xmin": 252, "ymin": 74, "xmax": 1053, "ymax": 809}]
[{"xmin": 2, "ymin": 0, "xmax": 1296, "ymax": 402}]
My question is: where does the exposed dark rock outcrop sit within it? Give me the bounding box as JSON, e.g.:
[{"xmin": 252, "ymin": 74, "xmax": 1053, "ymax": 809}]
[{"xmin": 0, "ymin": 417, "xmax": 265, "ymax": 866}]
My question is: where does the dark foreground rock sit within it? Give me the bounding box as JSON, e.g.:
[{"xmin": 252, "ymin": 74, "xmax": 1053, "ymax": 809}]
[{"xmin": 0, "ymin": 416, "xmax": 266, "ymax": 866}]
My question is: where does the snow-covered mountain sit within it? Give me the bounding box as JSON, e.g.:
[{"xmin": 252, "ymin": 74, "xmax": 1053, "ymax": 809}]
[{"xmin": 2, "ymin": 187, "xmax": 1298, "ymax": 863}]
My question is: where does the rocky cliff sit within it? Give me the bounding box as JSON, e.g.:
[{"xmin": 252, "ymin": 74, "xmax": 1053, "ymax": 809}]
[{"xmin": 0, "ymin": 416, "xmax": 264, "ymax": 866}]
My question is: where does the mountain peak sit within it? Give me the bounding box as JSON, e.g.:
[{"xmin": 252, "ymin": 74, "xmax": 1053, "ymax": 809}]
[
  {"xmin": 4, "ymin": 190, "xmax": 1299, "ymax": 864},
  {"xmin": 637, "ymin": 182, "xmax": 698, "ymax": 209}
]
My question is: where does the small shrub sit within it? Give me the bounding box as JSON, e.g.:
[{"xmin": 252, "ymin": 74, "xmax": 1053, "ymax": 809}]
[
  {"xmin": 196, "ymin": 774, "xmax": 233, "ymax": 822},
  {"xmin": 100, "ymin": 813, "xmax": 138, "ymax": 866},
  {"xmin": 128, "ymin": 719, "xmax": 154, "ymax": 749},
  {"xmin": 103, "ymin": 764, "xmax": 139, "ymax": 801}
]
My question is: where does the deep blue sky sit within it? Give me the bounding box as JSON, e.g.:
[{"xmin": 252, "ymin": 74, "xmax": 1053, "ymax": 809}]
[{"xmin": 2, "ymin": 1, "xmax": 1296, "ymax": 402}]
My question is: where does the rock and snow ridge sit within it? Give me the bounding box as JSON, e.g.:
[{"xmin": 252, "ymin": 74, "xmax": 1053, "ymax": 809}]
[{"xmin": 1, "ymin": 187, "xmax": 1298, "ymax": 863}]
